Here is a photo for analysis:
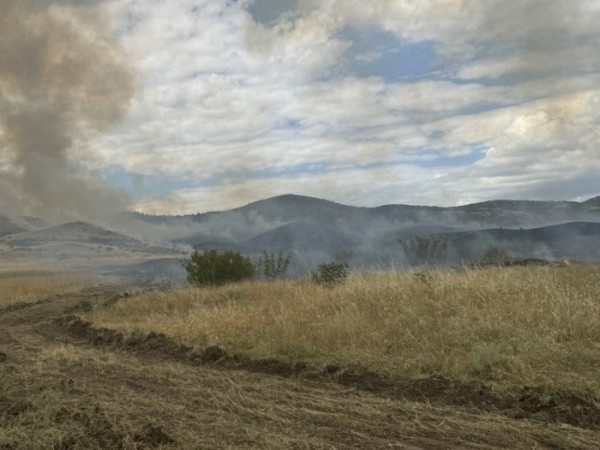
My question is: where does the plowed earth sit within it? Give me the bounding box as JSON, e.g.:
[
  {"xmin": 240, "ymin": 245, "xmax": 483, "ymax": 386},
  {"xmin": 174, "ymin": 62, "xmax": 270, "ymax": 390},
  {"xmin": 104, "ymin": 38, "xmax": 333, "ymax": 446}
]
[{"xmin": 1, "ymin": 285, "xmax": 599, "ymax": 449}]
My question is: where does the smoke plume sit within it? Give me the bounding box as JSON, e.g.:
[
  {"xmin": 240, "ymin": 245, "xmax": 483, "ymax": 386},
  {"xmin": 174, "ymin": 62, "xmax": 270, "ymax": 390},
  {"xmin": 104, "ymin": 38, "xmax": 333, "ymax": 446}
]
[{"xmin": 0, "ymin": 0, "xmax": 133, "ymax": 221}]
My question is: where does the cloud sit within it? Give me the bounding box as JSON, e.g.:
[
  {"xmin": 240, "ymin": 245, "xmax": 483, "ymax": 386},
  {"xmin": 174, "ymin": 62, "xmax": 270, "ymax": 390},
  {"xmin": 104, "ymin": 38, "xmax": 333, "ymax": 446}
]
[{"xmin": 76, "ymin": 0, "xmax": 600, "ymax": 214}]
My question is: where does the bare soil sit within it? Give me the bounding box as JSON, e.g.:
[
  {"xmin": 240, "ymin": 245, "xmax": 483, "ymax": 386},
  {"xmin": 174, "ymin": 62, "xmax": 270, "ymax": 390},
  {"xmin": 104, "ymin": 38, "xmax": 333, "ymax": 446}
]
[{"xmin": 1, "ymin": 284, "xmax": 599, "ymax": 449}]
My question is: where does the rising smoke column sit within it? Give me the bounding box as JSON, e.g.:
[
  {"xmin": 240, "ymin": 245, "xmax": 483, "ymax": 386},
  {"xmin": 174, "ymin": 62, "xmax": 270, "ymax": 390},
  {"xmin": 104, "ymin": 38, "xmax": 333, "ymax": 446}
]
[{"xmin": 0, "ymin": 0, "xmax": 133, "ymax": 221}]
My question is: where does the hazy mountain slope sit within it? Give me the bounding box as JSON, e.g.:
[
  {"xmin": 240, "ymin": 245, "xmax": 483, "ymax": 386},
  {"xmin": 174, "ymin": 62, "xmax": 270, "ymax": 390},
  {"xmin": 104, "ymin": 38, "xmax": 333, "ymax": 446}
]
[
  {"xmin": 583, "ymin": 196, "xmax": 600, "ymax": 209},
  {"xmin": 0, "ymin": 214, "xmax": 25, "ymax": 237},
  {"xmin": 245, "ymin": 222, "xmax": 356, "ymax": 252},
  {"xmin": 21, "ymin": 216, "xmax": 49, "ymax": 229},
  {"xmin": 128, "ymin": 194, "xmax": 600, "ymax": 269},
  {"xmin": 399, "ymin": 222, "xmax": 600, "ymax": 264},
  {"xmin": 137, "ymin": 194, "xmax": 600, "ymax": 245},
  {"xmin": 1, "ymin": 221, "xmax": 147, "ymax": 250}
]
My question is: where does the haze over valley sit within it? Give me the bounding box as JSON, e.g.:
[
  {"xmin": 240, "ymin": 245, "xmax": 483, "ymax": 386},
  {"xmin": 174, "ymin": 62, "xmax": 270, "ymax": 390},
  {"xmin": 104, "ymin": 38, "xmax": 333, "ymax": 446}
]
[{"xmin": 2, "ymin": 194, "xmax": 600, "ymax": 278}]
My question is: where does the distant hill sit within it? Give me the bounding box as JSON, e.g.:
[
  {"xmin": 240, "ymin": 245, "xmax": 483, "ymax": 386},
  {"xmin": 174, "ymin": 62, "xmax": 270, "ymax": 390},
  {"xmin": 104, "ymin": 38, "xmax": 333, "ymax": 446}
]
[
  {"xmin": 4, "ymin": 194, "xmax": 600, "ymax": 274},
  {"xmin": 138, "ymin": 194, "xmax": 600, "ymax": 235},
  {"xmin": 1, "ymin": 221, "xmax": 148, "ymax": 251},
  {"xmin": 0, "ymin": 214, "xmax": 25, "ymax": 238},
  {"xmin": 245, "ymin": 222, "xmax": 356, "ymax": 252},
  {"xmin": 584, "ymin": 196, "xmax": 600, "ymax": 209},
  {"xmin": 21, "ymin": 216, "xmax": 48, "ymax": 230},
  {"xmin": 0, "ymin": 222, "xmax": 167, "ymax": 254},
  {"xmin": 130, "ymin": 194, "xmax": 600, "ymax": 270},
  {"xmin": 398, "ymin": 222, "xmax": 600, "ymax": 264}
]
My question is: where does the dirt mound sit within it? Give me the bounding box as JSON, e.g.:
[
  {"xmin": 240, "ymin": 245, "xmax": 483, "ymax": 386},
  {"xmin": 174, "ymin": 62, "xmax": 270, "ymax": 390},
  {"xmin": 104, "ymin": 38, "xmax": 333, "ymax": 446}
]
[
  {"xmin": 331, "ymin": 365, "xmax": 503, "ymax": 410},
  {"xmin": 53, "ymin": 314, "xmax": 600, "ymax": 430},
  {"xmin": 199, "ymin": 345, "xmax": 228, "ymax": 361},
  {"xmin": 56, "ymin": 315, "xmax": 192, "ymax": 356},
  {"xmin": 335, "ymin": 366, "xmax": 600, "ymax": 429},
  {"xmin": 518, "ymin": 386, "xmax": 600, "ymax": 429}
]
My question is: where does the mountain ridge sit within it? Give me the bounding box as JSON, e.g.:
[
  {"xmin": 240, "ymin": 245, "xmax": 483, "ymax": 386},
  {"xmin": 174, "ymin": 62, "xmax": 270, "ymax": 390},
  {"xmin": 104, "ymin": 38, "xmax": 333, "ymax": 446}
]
[{"xmin": 2, "ymin": 194, "xmax": 600, "ymax": 274}]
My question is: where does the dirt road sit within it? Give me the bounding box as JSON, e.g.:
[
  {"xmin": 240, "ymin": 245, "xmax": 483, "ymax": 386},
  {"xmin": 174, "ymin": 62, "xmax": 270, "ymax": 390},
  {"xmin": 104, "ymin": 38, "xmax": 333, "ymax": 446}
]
[{"xmin": 1, "ymin": 285, "xmax": 599, "ymax": 449}]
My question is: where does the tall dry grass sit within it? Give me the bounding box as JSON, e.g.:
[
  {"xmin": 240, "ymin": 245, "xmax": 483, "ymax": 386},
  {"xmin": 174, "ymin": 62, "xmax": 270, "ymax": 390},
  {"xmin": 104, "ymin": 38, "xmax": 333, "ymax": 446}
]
[
  {"xmin": 86, "ymin": 265, "xmax": 600, "ymax": 393},
  {"xmin": 0, "ymin": 272, "xmax": 97, "ymax": 307}
]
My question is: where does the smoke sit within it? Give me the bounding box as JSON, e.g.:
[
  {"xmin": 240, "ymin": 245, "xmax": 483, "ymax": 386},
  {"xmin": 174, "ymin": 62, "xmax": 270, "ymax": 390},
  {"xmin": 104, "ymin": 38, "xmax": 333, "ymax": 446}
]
[{"xmin": 0, "ymin": 0, "xmax": 133, "ymax": 222}]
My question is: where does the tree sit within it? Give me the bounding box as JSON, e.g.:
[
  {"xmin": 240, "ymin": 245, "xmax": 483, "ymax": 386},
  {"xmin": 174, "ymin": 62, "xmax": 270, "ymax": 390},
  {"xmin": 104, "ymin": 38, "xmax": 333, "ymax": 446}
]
[
  {"xmin": 257, "ymin": 251, "xmax": 292, "ymax": 280},
  {"xmin": 400, "ymin": 236, "xmax": 448, "ymax": 265},
  {"xmin": 183, "ymin": 250, "xmax": 255, "ymax": 287},
  {"xmin": 311, "ymin": 261, "xmax": 349, "ymax": 286}
]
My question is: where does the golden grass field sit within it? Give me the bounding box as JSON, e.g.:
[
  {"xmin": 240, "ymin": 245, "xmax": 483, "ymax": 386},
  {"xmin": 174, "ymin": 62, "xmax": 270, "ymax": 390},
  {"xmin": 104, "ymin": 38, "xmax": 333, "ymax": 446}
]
[
  {"xmin": 86, "ymin": 265, "xmax": 600, "ymax": 396},
  {"xmin": 0, "ymin": 271, "xmax": 98, "ymax": 308},
  {"xmin": 2, "ymin": 265, "xmax": 600, "ymax": 448}
]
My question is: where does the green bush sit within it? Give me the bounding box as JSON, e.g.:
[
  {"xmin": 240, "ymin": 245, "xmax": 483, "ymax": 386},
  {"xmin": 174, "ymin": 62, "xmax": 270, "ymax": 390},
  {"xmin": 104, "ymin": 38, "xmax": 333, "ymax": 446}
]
[
  {"xmin": 311, "ymin": 262, "xmax": 349, "ymax": 286},
  {"xmin": 183, "ymin": 250, "xmax": 255, "ymax": 287}
]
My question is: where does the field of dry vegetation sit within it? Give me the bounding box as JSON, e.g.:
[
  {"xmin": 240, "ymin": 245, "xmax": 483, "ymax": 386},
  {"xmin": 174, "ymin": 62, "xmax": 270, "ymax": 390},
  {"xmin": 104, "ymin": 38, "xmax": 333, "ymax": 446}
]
[
  {"xmin": 0, "ymin": 271, "xmax": 98, "ymax": 308},
  {"xmin": 2, "ymin": 264, "xmax": 600, "ymax": 449},
  {"xmin": 86, "ymin": 265, "xmax": 600, "ymax": 396}
]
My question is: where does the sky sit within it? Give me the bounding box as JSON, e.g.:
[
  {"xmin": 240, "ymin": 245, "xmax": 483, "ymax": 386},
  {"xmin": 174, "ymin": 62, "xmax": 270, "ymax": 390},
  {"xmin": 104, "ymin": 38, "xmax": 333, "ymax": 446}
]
[{"xmin": 5, "ymin": 0, "xmax": 600, "ymax": 215}]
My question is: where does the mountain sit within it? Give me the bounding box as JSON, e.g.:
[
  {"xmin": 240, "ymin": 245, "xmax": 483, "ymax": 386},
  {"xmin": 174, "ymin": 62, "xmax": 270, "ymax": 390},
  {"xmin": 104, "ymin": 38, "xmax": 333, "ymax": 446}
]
[
  {"xmin": 584, "ymin": 196, "xmax": 600, "ymax": 209},
  {"xmin": 0, "ymin": 214, "xmax": 25, "ymax": 238},
  {"xmin": 4, "ymin": 194, "xmax": 600, "ymax": 275},
  {"xmin": 245, "ymin": 222, "xmax": 356, "ymax": 252},
  {"xmin": 139, "ymin": 194, "xmax": 600, "ymax": 236},
  {"xmin": 1, "ymin": 221, "xmax": 146, "ymax": 249},
  {"xmin": 0, "ymin": 220, "xmax": 183, "ymax": 277},
  {"xmin": 398, "ymin": 222, "xmax": 600, "ymax": 264},
  {"xmin": 129, "ymin": 194, "xmax": 600, "ymax": 270}
]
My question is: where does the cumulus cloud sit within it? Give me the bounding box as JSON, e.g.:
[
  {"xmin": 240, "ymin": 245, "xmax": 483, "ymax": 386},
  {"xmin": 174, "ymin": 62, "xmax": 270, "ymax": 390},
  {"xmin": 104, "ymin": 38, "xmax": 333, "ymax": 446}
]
[{"xmin": 71, "ymin": 0, "xmax": 600, "ymax": 214}]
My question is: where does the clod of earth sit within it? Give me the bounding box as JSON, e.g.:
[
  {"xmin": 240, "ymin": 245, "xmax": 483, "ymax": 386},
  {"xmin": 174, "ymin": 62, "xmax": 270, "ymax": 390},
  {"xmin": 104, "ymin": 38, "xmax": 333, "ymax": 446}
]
[
  {"xmin": 201, "ymin": 345, "xmax": 227, "ymax": 361},
  {"xmin": 324, "ymin": 363, "xmax": 342, "ymax": 375}
]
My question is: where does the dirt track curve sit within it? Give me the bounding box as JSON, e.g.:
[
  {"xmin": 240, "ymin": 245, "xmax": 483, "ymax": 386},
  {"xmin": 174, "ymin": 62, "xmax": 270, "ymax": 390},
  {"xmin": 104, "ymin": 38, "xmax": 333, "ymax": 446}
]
[{"xmin": 1, "ymin": 284, "xmax": 599, "ymax": 449}]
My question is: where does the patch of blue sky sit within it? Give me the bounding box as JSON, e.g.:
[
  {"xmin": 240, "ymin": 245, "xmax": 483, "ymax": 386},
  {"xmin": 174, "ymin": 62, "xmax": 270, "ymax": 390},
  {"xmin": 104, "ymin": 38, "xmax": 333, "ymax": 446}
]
[
  {"xmin": 286, "ymin": 118, "xmax": 303, "ymax": 129},
  {"xmin": 339, "ymin": 26, "xmax": 440, "ymax": 82}
]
